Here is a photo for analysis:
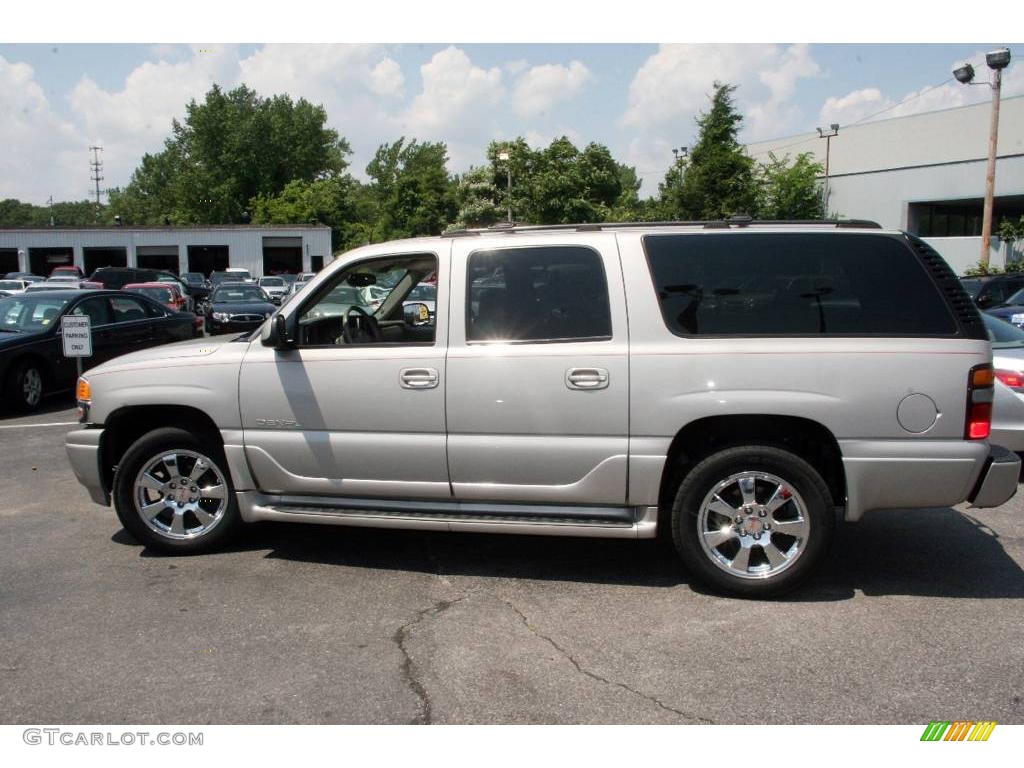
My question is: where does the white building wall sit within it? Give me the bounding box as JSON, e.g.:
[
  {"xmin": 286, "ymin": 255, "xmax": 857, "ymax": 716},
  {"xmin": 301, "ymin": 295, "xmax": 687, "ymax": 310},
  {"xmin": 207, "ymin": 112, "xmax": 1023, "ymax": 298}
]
[{"xmin": 0, "ymin": 226, "xmax": 332, "ymax": 277}]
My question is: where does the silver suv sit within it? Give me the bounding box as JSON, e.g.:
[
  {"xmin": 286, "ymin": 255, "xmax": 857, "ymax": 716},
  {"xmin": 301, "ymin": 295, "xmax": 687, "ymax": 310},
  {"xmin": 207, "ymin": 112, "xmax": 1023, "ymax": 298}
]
[{"xmin": 65, "ymin": 221, "xmax": 1020, "ymax": 597}]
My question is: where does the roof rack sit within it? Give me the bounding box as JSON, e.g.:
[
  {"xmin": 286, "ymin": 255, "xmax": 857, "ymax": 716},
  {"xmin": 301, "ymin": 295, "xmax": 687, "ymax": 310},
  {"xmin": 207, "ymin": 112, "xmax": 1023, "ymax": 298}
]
[{"xmin": 441, "ymin": 218, "xmax": 882, "ymax": 237}]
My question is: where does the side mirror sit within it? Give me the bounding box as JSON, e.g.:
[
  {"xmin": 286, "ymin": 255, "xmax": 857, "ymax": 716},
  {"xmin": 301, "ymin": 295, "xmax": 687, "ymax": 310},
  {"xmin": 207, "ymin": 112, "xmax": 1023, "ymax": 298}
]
[
  {"xmin": 262, "ymin": 313, "xmax": 295, "ymax": 349},
  {"xmin": 977, "ymin": 295, "xmax": 994, "ymax": 309},
  {"xmin": 404, "ymin": 302, "xmax": 430, "ymax": 326}
]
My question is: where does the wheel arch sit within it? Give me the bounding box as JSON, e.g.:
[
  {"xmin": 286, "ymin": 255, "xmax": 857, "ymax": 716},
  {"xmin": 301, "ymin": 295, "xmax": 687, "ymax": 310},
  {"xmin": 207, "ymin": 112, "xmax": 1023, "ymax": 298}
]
[
  {"xmin": 100, "ymin": 405, "xmax": 223, "ymax": 494},
  {"xmin": 657, "ymin": 414, "xmax": 846, "ymax": 520}
]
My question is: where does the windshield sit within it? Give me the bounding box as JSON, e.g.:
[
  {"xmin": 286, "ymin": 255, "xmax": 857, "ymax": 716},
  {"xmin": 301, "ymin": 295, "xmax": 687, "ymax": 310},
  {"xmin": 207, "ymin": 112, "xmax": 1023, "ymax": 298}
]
[
  {"xmin": 0, "ymin": 281, "xmax": 24, "ymax": 290},
  {"xmin": 960, "ymin": 278, "xmax": 984, "ymax": 299},
  {"xmin": 260, "ymin": 277, "xmax": 286, "ymax": 287},
  {"xmin": 213, "ymin": 286, "xmax": 268, "ymax": 303},
  {"xmin": 227, "ymin": 270, "xmax": 252, "ymax": 280},
  {"xmin": 407, "ymin": 284, "xmax": 437, "ymax": 301},
  {"xmin": 129, "ymin": 286, "xmax": 172, "ymax": 303},
  {"xmin": 0, "ymin": 295, "xmax": 70, "ymax": 332},
  {"xmin": 984, "ymin": 313, "xmax": 1024, "ymax": 348}
]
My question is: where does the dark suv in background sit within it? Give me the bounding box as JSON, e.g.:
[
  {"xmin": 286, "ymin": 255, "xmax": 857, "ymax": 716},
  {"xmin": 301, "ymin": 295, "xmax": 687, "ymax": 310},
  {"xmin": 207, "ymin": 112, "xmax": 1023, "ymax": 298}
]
[
  {"xmin": 960, "ymin": 274, "xmax": 1024, "ymax": 309},
  {"xmin": 88, "ymin": 267, "xmax": 209, "ymax": 311}
]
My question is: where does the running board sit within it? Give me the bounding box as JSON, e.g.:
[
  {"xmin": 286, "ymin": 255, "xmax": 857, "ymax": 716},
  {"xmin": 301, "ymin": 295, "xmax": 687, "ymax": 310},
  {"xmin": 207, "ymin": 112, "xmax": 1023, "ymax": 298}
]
[{"xmin": 237, "ymin": 492, "xmax": 658, "ymax": 539}]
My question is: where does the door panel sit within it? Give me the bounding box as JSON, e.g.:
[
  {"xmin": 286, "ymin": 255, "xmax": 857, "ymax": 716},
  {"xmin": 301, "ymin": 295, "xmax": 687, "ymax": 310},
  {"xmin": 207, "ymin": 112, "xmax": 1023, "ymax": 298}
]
[
  {"xmin": 239, "ymin": 248, "xmax": 450, "ymax": 498},
  {"xmin": 446, "ymin": 238, "xmax": 630, "ymax": 505}
]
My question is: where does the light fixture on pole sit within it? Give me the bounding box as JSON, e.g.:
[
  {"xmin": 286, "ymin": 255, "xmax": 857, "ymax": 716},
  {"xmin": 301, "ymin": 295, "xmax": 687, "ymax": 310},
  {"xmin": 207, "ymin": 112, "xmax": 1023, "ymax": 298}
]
[
  {"xmin": 816, "ymin": 123, "xmax": 839, "ymax": 219},
  {"xmin": 498, "ymin": 150, "xmax": 512, "ymax": 224},
  {"xmin": 953, "ymin": 47, "xmax": 1011, "ymax": 269},
  {"xmin": 671, "ymin": 147, "xmax": 688, "ymax": 216}
]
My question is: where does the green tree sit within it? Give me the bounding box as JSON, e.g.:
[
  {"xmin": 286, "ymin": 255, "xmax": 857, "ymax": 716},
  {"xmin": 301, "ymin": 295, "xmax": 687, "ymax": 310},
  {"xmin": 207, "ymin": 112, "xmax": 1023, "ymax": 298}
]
[
  {"xmin": 756, "ymin": 152, "xmax": 825, "ymax": 220},
  {"xmin": 365, "ymin": 138, "xmax": 457, "ymax": 240},
  {"xmin": 250, "ymin": 176, "xmax": 365, "ymax": 251},
  {"xmin": 0, "ymin": 198, "xmax": 111, "ymax": 227},
  {"xmin": 672, "ymin": 82, "xmax": 757, "ymax": 219},
  {"xmin": 453, "ymin": 166, "xmax": 505, "ymax": 228},
  {"xmin": 109, "ymin": 84, "xmax": 350, "ymax": 225}
]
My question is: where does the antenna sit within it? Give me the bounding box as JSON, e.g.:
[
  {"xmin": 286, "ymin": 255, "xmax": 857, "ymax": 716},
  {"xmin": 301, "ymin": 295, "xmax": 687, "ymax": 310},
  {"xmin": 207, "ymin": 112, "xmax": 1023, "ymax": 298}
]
[{"xmin": 89, "ymin": 146, "xmax": 104, "ymax": 215}]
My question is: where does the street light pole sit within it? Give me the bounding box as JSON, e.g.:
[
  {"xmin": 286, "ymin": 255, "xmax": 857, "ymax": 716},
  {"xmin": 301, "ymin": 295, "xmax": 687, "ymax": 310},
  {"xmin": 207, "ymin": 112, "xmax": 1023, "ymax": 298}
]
[
  {"xmin": 671, "ymin": 146, "xmax": 687, "ymax": 218},
  {"xmin": 954, "ymin": 47, "xmax": 1011, "ymax": 269},
  {"xmin": 498, "ymin": 150, "xmax": 512, "ymax": 223},
  {"xmin": 816, "ymin": 124, "xmax": 839, "ymax": 219}
]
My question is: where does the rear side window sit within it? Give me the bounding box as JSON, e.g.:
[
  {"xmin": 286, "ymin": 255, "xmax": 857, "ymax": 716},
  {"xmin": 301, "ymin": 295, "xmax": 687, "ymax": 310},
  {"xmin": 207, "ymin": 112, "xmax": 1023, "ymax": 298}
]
[
  {"xmin": 467, "ymin": 246, "xmax": 612, "ymax": 342},
  {"xmin": 642, "ymin": 233, "xmax": 958, "ymax": 336}
]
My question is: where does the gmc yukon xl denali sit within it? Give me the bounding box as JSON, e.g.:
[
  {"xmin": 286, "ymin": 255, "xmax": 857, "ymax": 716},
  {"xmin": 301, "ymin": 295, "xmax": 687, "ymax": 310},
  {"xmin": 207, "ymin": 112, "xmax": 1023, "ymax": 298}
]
[{"xmin": 65, "ymin": 221, "xmax": 1020, "ymax": 596}]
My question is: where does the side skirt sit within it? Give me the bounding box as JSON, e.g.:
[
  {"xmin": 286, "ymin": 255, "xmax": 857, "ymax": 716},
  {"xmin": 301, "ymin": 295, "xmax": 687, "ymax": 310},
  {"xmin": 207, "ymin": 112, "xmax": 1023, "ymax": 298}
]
[{"xmin": 236, "ymin": 491, "xmax": 658, "ymax": 539}]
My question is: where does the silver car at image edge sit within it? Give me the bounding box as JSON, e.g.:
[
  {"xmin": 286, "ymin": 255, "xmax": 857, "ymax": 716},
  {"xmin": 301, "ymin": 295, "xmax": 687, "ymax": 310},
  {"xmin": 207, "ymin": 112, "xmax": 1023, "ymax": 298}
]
[{"xmin": 65, "ymin": 220, "xmax": 1020, "ymax": 597}]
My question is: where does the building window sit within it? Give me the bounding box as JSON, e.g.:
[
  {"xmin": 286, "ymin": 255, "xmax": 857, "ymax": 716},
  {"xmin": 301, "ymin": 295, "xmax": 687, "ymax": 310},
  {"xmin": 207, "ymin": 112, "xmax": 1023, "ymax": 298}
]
[{"xmin": 911, "ymin": 197, "xmax": 1024, "ymax": 238}]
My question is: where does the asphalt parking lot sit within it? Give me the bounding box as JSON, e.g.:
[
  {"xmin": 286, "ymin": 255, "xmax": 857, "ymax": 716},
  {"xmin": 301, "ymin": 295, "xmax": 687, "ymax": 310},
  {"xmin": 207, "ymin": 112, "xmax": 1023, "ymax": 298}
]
[{"xmin": 1, "ymin": 398, "xmax": 1022, "ymax": 725}]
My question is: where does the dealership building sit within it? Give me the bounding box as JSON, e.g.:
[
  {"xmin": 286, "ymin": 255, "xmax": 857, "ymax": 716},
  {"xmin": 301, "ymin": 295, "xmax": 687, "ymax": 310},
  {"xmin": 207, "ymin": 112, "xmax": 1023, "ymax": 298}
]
[
  {"xmin": 0, "ymin": 224, "xmax": 332, "ymax": 278},
  {"xmin": 746, "ymin": 94, "xmax": 1024, "ymax": 274}
]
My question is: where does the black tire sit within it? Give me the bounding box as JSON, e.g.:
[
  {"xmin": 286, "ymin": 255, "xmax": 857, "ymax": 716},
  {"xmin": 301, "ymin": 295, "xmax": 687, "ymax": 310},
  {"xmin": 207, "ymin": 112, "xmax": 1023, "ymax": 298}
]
[
  {"xmin": 113, "ymin": 427, "xmax": 241, "ymax": 553},
  {"xmin": 670, "ymin": 446, "xmax": 835, "ymax": 598},
  {"xmin": 5, "ymin": 358, "xmax": 46, "ymax": 413}
]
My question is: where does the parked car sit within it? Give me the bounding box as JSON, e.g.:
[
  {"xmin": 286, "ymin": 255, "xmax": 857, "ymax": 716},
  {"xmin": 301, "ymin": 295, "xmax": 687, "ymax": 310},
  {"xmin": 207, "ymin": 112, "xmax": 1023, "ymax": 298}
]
[
  {"xmin": 88, "ymin": 267, "xmax": 201, "ymax": 312},
  {"xmin": 296, "ymin": 272, "xmax": 316, "ymax": 283},
  {"xmin": 66, "ymin": 221, "xmax": 1019, "ymax": 598},
  {"xmin": 25, "ymin": 279, "xmax": 94, "ymax": 292},
  {"xmin": 4, "ymin": 272, "xmax": 44, "ymax": 283},
  {"xmin": 204, "ymin": 283, "xmax": 275, "ymax": 335},
  {"xmin": 982, "ymin": 313, "xmax": 1024, "ymax": 454},
  {"xmin": 2, "ymin": 289, "xmax": 194, "ymax": 411},
  {"xmin": 982, "ymin": 285, "xmax": 1024, "ymax": 328},
  {"xmin": 961, "ymin": 274, "xmax": 1024, "ymax": 309},
  {"xmin": 50, "ymin": 265, "xmax": 83, "ymax": 278},
  {"xmin": 225, "ymin": 267, "xmax": 255, "ymax": 283},
  {"xmin": 257, "ymin": 276, "xmax": 289, "ymax": 304},
  {"xmin": 0, "ymin": 279, "xmax": 31, "ymax": 295},
  {"xmin": 124, "ymin": 282, "xmax": 188, "ymax": 312}
]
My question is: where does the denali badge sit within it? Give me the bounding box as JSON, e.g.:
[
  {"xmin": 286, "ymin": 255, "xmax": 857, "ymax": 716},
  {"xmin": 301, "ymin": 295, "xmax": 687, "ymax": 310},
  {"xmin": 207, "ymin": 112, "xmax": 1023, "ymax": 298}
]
[{"xmin": 255, "ymin": 418, "xmax": 299, "ymax": 428}]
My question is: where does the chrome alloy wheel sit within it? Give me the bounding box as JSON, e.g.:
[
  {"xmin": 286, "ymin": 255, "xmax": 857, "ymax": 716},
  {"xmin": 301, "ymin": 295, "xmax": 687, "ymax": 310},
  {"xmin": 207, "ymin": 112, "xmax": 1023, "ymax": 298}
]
[
  {"xmin": 696, "ymin": 471, "xmax": 810, "ymax": 580},
  {"xmin": 133, "ymin": 450, "xmax": 229, "ymax": 540},
  {"xmin": 22, "ymin": 367, "xmax": 42, "ymax": 406}
]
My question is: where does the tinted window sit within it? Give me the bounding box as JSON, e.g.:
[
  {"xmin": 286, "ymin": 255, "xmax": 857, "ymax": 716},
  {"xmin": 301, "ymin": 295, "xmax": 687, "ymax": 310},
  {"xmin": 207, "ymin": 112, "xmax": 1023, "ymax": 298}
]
[
  {"xmin": 109, "ymin": 296, "xmax": 150, "ymax": 323},
  {"xmin": 213, "ymin": 286, "xmax": 267, "ymax": 303},
  {"xmin": 467, "ymin": 246, "xmax": 612, "ymax": 342},
  {"xmin": 960, "ymin": 278, "xmax": 982, "ymax": 299},
  {"xmin": 643, "ymin": 233, "xmax": 957, "ymax": 336},
  {"xmin": 70, "ymin": 296, "xmax": 113, "ymax": 326}
]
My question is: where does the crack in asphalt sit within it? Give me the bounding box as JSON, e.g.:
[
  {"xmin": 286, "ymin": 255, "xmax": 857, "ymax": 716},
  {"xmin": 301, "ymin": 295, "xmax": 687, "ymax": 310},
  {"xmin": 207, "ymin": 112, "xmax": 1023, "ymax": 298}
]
[
  {"xmin": 504, "ymin": 600, "xmax": 716, "ymax": 724},
  {"xmin": 392, "ymin": 597, "xmax": 465, "ymax": 725}
]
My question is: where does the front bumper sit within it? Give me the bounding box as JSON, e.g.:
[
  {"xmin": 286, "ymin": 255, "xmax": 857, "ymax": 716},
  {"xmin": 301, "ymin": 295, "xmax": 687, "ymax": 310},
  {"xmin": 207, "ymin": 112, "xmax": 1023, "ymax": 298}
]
[
  {"xmin": 206, "ymin": 319, "xmax": 264, "ymax": 335},
  {"xmin": 65, "ymin": 427, "xmax": 109, "ymax": 506},
  {"xmin": 968, "ymin": 445, "xmax": 1020, "ymax": 508}
]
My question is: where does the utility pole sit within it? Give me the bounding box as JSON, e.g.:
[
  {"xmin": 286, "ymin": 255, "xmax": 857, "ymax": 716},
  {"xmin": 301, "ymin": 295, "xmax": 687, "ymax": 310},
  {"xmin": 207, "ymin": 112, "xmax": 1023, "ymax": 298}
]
[
  {"xmin": 671, "ymin": 146, "xmax": 688, "ymax": 217},
  {"xmin": 816, "ymin": 124, "xmax": 839, "ymax": 219},
  {"xmin": 89, "ymin": 146, "xmax": 104, "ymax": 218},
  {"xmin": 47, "ymin": 196, "xmax": 54, "ymax": 227},
  {"xmin": 953, "ymin": 48, "xmax": 1011, "ymax": 269}
]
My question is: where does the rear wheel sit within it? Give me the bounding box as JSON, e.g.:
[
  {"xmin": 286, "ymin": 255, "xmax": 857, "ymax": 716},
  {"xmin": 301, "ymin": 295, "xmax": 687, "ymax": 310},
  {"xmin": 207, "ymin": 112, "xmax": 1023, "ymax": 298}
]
[
  {"xmin": 113, "ymin": 427, "xmax": 240, "ymax": 553},
  {"xmin": 5, "ymin": 359, "xmax": 45, "ymax": 412},
  {"xmin": 671, "ymin": 446, "xmax": 834, "ymax": 598}
]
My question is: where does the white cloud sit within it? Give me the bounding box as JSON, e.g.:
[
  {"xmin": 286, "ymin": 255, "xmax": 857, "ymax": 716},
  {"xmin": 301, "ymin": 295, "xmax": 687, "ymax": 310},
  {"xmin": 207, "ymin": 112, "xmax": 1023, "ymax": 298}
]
[
  {"xmin": 0, "ymin": 56, "xmax": 88, "ymax": 202},
  {"xmin": 369, "ymin": 58, "xmax": 405, "ymax": 98},
  {"xmin": 620, "ymin": 44, "xmax": 823, "ymax": 196},
  {"xmin": 402, "ymin": 46, "xmax": 504, "ymax": 136},
  {"xmin": 512, "ymin": 60, "xmax": 592, "ymax": 117}
]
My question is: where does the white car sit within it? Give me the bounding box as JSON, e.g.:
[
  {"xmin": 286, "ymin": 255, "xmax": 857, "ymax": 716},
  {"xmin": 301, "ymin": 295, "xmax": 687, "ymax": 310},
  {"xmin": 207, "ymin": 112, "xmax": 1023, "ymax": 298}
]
[
  {"xmin": 257, "ymin": 276, "xmax": 289, "ymax": 304},
  {"xmin": 225, "ymin": 268, "xmax": 255, "ymax": 283},
  {"xmin": 0, "ymin": 279, "xmax": 31, "ymax": 295}
]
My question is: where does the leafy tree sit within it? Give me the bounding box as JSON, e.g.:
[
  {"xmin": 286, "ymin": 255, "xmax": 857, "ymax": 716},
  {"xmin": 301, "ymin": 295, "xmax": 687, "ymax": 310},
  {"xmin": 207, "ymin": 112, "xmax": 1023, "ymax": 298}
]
[
  {"xmin": 453, "ymin": 166, "xmax": 505, "ymax": 228},
  {"xmin": 672, "ymin": 82, "xmax": 757, "ymax": 220},
  {"xmin": 250, "ymin": 176, "xmax": 364, "ymax": 251},
  {"xmin": 109, "ymin": 84, "xmax": 350, "ymax": 225},
  {"xmin": 756, "ymin": 152, "xmax": 825, "ymax": 220},
  {"xmin": 0, "ymin": 198, "xmax": 110, "ymax": 227},
  {"xmin": 365, "ymin": 138, "xmax": 457, "ymax": 240}
]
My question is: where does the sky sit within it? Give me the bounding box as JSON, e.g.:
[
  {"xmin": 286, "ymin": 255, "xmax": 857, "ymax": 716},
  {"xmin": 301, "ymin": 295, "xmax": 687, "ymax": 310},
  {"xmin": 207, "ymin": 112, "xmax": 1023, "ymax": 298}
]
[{"xmin": 1, "ymin": 42, "xmax": 1022, "ymax": 204}]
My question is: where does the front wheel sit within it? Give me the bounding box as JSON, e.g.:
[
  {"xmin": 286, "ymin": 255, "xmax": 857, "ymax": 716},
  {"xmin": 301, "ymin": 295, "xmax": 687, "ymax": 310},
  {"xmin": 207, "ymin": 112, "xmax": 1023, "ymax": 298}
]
[
  {"xmin": 5, "ymin": 359, "xmax": 45, "ymax": 412},
  {"xmin": 113, "ymin": 427, "xmax": 240, "ymax": 553},
  {"xmin": 671, "ymin": 446, "xmax": 835, "ymax": 598}
]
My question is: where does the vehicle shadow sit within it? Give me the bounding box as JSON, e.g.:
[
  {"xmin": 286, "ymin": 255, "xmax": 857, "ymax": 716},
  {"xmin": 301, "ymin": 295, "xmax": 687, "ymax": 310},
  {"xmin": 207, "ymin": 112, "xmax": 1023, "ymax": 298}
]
[
  {"xmin": 117, "ymin": 505, "xmax": 1024, "ymax": 601},
  {"xmin": 0, "ymin": 394, "xmax": 75, "ymax": 420}
]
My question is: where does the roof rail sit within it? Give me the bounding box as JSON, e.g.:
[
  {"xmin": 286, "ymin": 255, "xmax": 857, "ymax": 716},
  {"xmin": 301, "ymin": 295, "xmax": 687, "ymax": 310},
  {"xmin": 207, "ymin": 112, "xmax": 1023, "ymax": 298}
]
[{"xmin": 441, "ymin": 218, "xmax": 882, "ymax": 237}]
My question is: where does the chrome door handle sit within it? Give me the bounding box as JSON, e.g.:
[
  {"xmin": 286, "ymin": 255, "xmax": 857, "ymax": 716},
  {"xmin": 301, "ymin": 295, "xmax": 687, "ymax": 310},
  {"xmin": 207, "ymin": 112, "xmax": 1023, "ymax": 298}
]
[
  {"xmin": 566, "ymin": 367, "xmax": 609, "ymax": 390},
  {"xmin": 400, "ymin": 367, "xmax": 439, "ymax": 389}
]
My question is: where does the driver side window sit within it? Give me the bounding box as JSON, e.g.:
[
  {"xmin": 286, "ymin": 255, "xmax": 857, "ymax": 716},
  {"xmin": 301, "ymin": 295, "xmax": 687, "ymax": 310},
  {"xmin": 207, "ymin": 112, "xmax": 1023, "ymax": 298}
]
[{"xmin": 296, "ymin": 253, "xmax": 438, "ymax": 347}]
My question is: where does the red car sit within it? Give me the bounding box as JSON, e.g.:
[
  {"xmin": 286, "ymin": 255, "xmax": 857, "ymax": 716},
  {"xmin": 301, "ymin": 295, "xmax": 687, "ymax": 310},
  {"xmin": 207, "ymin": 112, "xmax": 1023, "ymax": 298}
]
[
  {"xmin": 51, "ymin": 265, "xmax": 83, "ymax": 278},
  {"xmin": 124, "ymin": 282, "xmax": 203, "ymax": 337}
]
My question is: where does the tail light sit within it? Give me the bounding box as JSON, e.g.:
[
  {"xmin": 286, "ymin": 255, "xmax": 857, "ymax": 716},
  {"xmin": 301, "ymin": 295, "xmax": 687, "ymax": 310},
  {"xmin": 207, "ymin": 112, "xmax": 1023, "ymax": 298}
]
[
  {"xmin": 995, "ymin": 369, "xmax": 1024, "ymax": 392},
  {"xmin": 966, "ymin": 364, "xmax": 994, "ymax": 439}
]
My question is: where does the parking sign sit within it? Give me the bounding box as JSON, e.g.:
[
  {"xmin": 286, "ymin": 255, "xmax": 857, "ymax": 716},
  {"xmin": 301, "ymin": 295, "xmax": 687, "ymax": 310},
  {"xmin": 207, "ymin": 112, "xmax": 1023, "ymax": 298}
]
[{"xmin": 61, "ymin": 315, "xmax": 92, "ymax": 358}]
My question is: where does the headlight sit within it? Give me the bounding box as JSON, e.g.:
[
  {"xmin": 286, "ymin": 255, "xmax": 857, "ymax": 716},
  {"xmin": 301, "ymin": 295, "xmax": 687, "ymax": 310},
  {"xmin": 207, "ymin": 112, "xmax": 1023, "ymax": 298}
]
[
  {"xmin": 212, "ymin": 312, "xmax": 229, "ymax": 321},
  {"xmin": 264, "ymin": 312, "xmax": 272, "ymax": 319}
]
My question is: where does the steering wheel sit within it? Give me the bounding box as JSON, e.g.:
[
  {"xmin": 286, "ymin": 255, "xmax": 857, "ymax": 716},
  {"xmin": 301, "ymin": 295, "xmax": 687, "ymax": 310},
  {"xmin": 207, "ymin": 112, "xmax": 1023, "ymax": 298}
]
[{"xmin": 340, "ymin": 305, "xmax": 382, "ymax": 344}]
